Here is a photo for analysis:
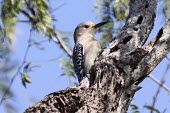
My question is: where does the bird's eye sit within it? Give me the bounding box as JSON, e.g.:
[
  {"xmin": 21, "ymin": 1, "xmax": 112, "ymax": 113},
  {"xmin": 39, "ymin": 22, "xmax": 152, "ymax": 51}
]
[{"xmin": 84, "ymin": 25, "xmax": 89, "ymax": 28}]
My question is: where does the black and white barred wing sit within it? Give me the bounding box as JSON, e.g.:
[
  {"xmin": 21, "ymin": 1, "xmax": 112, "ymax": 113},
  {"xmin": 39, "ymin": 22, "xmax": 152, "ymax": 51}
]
[{"xmin": 73, "ymin": 43, "xmax": 84, "ymax": 82}]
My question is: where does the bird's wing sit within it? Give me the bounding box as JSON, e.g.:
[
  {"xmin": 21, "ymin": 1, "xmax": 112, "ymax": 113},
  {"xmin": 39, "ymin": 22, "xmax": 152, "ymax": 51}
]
[{"xmin": 73, "ymin": 43, "xmax": 85, "ymax": 82}]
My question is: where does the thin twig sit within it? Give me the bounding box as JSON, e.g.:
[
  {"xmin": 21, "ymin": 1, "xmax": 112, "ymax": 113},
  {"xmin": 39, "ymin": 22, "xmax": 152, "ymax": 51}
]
[
  {"xmin": 0, "ymin": 29, "xmax": 33, "ymax": 106},
  {"xmin": 24, "ymin": 0, "xmax": 35, "ymax": 16},
  {"xmin": 52, "ymin": 31, "xmax": 72, "ymax": 57},
  {"xmin": 17, "ymin": 20, "xmax": 30, "ymax": 23},
  {"xmin": 51, "ymin": 3, "xmax": 66, "ymax": 12},
  {"xmin": 20, "ymin": 9, "xmax": 33, "ymax": 20},
  {"xmin": 31, "ymin": 53, "xmax": 63, "ymax": 63},
  {"xmin": 148, "ymin": 74, "xmax": 170, "ymax": 92},
  {"xmin": 150, "ymin": 63, "xmax": 170, "ymax": 113},
  {"xmin": 21, "ymin": 2, "xmax": 72, "ymax": 57}
]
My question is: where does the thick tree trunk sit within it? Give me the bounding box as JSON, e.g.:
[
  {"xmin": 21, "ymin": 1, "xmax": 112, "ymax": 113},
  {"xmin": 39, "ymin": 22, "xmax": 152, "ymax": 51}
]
[{"xmin": 24, "ymin": 0, "xmax": 170, "ymax": 113}]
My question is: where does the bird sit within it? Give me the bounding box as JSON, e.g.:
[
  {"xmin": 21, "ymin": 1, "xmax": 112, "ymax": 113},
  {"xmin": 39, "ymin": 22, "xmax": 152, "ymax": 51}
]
[{"xmin": 72, "ymin": 21, "xmax": 108, "ymax": 83}]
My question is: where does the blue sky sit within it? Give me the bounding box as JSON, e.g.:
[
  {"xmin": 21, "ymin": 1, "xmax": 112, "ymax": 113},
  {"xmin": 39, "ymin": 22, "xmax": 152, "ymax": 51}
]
[{"xmin": 0, "ymin": 0, "xmax": 170, "ymax": 113}]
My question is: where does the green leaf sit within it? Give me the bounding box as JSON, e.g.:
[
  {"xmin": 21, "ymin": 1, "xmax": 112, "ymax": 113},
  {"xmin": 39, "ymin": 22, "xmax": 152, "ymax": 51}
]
[
  {"xmin": 130, "ymin": 104, "xmax": 139, "ymax": 113},
  {"xmin": 23, "ymin": 73, "xmax": 32, "ymax": 83},
  {"xmin": 60, "ymin": 58, "xmax": 76, "ymax": 79},
  {"xmin": 23, "ymin": 62, "xmax": 32, "ymax": 73},
  {"xmin": 144, "ymin": 105, "xmax": 160, "ymax": 113},
  {"xmin": 20, "ymin": 73, "xmax": 32, "ymax": 88},
  {"xmin": 31, "ymin": 40, "xmax": 45, "ymax": 50},
  {"xmin": 30, "ymin": 65, "xmax": 42, "ymax": 70},
  {"xmin": 21, "ymin": 76, "xmax": 26, "ymax": 88},
  {"xmin": 0, "ymin": 83, "xmax": 13, "ymax": 97},
  {"xmin": 1, "ymin": 0, "xmax": 22, "ymax": 43}
]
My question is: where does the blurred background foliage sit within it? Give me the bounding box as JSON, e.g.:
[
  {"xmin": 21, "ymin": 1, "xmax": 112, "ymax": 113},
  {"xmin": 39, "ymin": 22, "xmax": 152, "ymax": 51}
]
[
  {"xmin": 0, "ymin": 0, "xmax": 170, "ymax": 113},
  {"xmin": 95, "ymin": 0, "xmax": 129, "ymax": 47}
]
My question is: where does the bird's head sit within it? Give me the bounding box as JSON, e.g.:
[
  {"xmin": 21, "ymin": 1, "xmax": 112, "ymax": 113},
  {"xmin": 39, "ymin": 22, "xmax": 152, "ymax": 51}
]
[{"xmin": 74, "ymin": 21, "xmax": 108, "ymax": 43}]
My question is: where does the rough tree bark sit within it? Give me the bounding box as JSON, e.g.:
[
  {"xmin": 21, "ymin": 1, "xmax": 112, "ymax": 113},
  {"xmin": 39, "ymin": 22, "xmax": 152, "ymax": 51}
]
[{"xmin": 24, "ymin": 0, "xmax": 170, "ymax": 113}]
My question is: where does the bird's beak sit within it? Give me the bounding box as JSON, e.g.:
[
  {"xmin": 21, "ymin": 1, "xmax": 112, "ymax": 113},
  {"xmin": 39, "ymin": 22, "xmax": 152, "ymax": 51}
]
[{"xmin": 93, "ymin": 22, "xmax": 108, "ymax": 28}]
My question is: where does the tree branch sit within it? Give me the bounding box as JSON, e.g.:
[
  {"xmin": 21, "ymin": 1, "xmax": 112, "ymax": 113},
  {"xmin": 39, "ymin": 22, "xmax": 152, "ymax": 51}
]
[
  {"xmin": 102, "ymin": 0, "xmax": 157, "ymax": 59},
  {"xmin": 148, "ymin": 74, "xmax": 170, "ymax": 92},
  {"xmin": 151, "ymin": 63, "xmax": 170, "ymax": 113},
  {"xmin": 0, "ymin": 29, "xmax": 33, "ymax": 106},
  {"xmin": 132, "ymin": 19, "xmax": 170, "ymax": 83},
  {"xmin": 52, "ymin": 32, "xmax": 72, "ymax": 57}
]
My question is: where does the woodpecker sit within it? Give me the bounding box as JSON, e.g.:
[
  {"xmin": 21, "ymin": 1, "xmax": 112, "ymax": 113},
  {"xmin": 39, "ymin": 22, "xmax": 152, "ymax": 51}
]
[{"xmin": 73, "ymin": 21, "xmax": 107, "ymax": 83}]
